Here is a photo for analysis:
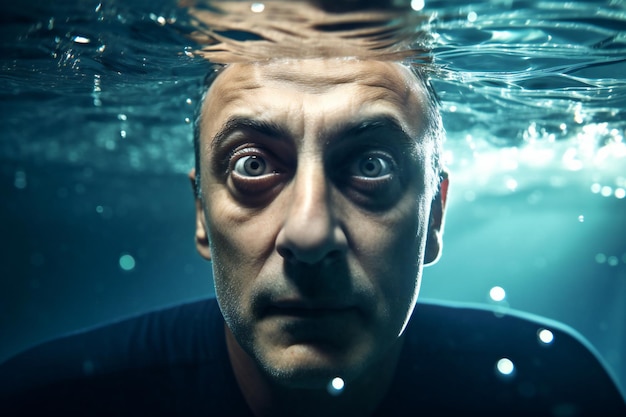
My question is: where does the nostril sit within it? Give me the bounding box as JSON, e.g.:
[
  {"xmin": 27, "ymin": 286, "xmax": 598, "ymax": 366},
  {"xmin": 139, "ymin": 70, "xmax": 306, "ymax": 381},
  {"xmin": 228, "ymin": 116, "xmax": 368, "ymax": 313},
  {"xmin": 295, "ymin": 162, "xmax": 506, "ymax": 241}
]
[
  {"xmin": 277, "ymin": 244, "xmax": 345, "ymax": 267},
  {"xmin": 325, "ymin": 249, "xmax": 343, "ymax": 262},
  {"xmin": 277, "ymin": 246, "xmax": 296, "ymax": 263},
  {"xmin": 318, "ymin": 249, "xmax": 344, "ymax": 267}
]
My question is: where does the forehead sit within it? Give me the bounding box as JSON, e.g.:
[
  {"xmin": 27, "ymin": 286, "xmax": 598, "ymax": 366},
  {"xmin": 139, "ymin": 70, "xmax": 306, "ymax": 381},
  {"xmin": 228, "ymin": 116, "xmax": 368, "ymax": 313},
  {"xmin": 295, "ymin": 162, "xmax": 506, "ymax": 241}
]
[
  {"xmin": 200, "ymin": 59, "xmax": 428, "ymax": 142},
  {"xmin": 217, "ymin": 59, "xmax": 416, "ymax": 92}
]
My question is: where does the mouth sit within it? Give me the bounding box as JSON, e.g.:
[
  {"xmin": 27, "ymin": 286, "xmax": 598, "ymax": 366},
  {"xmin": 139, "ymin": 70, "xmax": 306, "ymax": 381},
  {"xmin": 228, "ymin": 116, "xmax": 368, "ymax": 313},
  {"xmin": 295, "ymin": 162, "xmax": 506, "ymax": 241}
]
[
  {"xmin": 266, "ymin": 302, "xmax": 356, "ymax": 319},
  {"xmin": 261, "ymin": 300, "xmax": 364, "ymax": 345}
]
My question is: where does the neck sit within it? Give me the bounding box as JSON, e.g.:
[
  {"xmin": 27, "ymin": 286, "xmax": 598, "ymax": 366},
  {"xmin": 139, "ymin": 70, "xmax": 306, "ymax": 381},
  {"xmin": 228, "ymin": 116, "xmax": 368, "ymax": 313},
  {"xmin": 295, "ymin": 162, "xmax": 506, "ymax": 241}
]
[{"xmin": 224, "ymin": 325, "xmax": 403, "ymax": 417}]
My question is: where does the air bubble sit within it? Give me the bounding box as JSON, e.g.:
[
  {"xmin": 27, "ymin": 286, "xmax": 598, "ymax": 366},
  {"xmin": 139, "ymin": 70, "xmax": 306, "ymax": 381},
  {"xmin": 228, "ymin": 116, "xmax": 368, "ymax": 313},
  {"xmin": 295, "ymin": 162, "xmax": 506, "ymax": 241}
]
[
  {"xmin": 119, "ymin": 254, "xmax": 136, "ymax": 271},
  {"xmin": 327, "ymin": 377, "xmax": 344, "ymax": 396},
  {"xmin": 14, "ymin": 170, "xmax": 27, "ymax": 189},
  {"xmin": 505, "ymin": 178, "xmax": 518, "ymax": 192},
  {"xmin": 72, "ymin": 35, "xmax": 91, "ymax": 44},
  {"xmin": 489, "ymin": 286, "xmax": 506, "ymax": 302},
  {"xmin": 250, "ymin": 3, "xmax": 265, "ymax": 13},
  {"xmin": 537, "ymin": 328, "xmax": 554, "ymax": 345},
  {"xmin": 410, "ymin": 0, "xmax": 425, "ymax": 11},
  {"xmin": 496, "ymin": 358, "xmax": 515, "ymax": 376}
]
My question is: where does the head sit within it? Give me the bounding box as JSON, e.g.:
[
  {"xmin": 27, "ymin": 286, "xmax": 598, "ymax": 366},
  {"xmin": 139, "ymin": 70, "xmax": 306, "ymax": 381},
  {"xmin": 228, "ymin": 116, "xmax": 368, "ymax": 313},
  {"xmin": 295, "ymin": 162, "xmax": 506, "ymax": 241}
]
[{"xmin": 190, "ymin": 58, "xmax": 448, "ymax": 390}]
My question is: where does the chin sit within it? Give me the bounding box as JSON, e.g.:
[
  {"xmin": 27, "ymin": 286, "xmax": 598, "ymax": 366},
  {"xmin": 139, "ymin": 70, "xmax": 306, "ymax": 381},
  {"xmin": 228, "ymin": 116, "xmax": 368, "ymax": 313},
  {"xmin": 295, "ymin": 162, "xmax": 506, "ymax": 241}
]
[
  {"xmin": 268, "ymin": 365, "xmax": 349, "ymax": 390},
  {"xmin": 260, "ymin": 343, "xmax": 368, "ymax": 389}
]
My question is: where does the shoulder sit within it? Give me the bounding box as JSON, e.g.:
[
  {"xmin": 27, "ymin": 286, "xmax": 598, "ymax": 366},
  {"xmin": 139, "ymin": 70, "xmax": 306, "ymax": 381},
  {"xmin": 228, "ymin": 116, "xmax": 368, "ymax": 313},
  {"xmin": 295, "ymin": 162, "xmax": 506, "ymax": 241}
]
[
  {"xmin": 1, "ymin": 297, "xmax": 222, "ymax": 385},
  {"xmin": 390, "ymin": 299, "xmax": 625, "ymax": 416},
  {"xmin": 409, "ymin": 299, "xmax": 603, "ymax": 356},
  {"xmin": 0, "ymin": 297, "xmax": 246, "ymax": 416}
]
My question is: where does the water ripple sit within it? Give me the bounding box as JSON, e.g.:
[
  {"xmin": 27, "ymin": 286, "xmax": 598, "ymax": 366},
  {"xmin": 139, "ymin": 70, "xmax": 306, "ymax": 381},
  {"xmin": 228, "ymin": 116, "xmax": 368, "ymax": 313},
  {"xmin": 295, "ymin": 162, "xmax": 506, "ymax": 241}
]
[{"xmin": 0, "ymin": 0, "xmax": 624, "ymax": 177}]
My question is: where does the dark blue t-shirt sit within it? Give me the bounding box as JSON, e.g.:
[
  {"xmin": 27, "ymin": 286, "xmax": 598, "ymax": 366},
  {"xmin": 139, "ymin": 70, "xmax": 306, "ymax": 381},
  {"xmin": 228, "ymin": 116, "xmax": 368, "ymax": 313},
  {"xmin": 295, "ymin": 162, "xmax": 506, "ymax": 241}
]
[{"xmin": 1, "ymin": 298, "xmax": 624, "ymax": 416}]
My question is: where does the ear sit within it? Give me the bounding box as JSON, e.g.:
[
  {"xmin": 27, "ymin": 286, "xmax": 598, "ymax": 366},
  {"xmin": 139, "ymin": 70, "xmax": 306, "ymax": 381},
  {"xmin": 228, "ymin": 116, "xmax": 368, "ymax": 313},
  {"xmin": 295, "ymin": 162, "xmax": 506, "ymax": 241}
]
[
  {"xmin": 424, "ymin": 170, "xmax": 449, "ymax": 265},
  {"xmin": 189, "ymin": 169, "xmax": 212, "ymax": 261}
]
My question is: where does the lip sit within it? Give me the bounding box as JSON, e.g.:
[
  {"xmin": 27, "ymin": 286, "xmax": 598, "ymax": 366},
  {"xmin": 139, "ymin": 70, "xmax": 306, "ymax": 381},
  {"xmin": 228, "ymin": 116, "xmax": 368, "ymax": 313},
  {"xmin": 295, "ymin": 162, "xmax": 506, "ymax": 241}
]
[{"xmin": 266, "ymin": 301, "xmax": 356, "ymax": 317}]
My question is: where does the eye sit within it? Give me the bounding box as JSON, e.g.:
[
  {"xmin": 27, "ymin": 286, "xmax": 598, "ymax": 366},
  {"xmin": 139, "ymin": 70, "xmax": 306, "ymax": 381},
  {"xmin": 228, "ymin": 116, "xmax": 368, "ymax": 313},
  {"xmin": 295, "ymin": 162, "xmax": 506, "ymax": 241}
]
[
  {"xmin": 233, "ymin": 155, "xmax": 270, "ymax": 177},
  {"xmin": 350, "ymin": 155, "xmax": 393, "ymax": 179},
  {"xmin": 354, "ymin": 156, "xmax": 391, "ymax": 178},
  {"xmin": 337, "ymin": 150, "xmax": 404, "ymax": 210},
  {"xmin": 226, "ymin": 147, "xmax": 289, "ymax": 203}
]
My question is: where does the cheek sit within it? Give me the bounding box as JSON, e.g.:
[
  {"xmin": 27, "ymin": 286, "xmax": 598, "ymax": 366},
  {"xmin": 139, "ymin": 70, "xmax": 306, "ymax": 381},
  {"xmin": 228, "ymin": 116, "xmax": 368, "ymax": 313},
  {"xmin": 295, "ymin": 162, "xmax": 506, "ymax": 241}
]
[
  {"xmin": 357, "ymin": 193, "xmax": 429, "ymax": 263},
  {"xmin": 353, "ymin": 195, "xmax": 431, "ymax": 312},
  {"xmin": 205, "ymin": 202, "xmax": 264, "ymax": 333},
  {"xmin": 203, "ymin": 188, "xmax": 279, "ymax": 292},
  {"xmin": 206, "ymin": 188, "xmax": 272, "ymax": 257}
]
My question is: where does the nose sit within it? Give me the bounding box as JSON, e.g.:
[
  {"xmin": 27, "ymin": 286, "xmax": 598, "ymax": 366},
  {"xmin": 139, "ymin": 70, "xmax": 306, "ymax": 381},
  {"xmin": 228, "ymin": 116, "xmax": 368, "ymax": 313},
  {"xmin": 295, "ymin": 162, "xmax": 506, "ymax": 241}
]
[{"xmin": 275, "ymin": 163, "xmax": 348, "ymax": 265}]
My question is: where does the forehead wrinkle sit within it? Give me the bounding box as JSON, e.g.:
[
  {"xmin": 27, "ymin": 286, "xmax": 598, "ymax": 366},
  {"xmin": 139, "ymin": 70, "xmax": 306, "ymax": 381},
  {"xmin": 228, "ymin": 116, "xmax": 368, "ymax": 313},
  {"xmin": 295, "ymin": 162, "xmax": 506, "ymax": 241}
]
[
  {"xmin": 210, "ymin": 81, "xmax": 262, "ymax": 109},
  {"xmin": 200, "ymin": 71, "xmax": 264, "ymax": 147},
  {"xmin": 265, "ymin": 71, "xmax": 357, "ymax": 94},
  {"xmin": 347, "ymin": 87, "xmax": 425, "ymax": 141},
  {"xmin": 262, "ymin": 68, "xmax": 414, "ymax": 98},
  {"xmin": 202, "ymin": 60, "xmax": 427, "ymax": 149}
]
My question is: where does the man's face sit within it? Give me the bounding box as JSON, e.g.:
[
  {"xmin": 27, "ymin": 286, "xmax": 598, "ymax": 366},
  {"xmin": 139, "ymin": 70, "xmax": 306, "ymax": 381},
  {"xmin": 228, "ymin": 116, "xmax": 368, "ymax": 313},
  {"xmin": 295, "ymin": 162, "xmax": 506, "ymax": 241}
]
[{"xmin": 194, "ymin": 59, "xmax": 443, "ymax": 388}]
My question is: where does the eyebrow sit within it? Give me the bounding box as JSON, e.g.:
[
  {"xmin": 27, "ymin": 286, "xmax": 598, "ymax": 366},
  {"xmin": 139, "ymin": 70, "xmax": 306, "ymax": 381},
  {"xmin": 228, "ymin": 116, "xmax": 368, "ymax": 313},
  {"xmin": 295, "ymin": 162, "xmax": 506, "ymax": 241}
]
[
  {"xmin": 327, "ymin": 116, "xmax": 413, "ymax": 144},
  {"xmin": 211, "ymin": 117, "xmax": 290, "ymax": 149},
  {"xmin": 210, "ymin": 115, "xmax": 414, "ymax": 149}
]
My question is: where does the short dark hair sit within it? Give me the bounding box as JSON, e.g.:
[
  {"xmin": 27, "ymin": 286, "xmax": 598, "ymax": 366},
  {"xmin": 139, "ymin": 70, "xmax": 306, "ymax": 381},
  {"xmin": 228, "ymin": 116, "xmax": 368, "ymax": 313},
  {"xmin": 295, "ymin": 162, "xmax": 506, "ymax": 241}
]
[{"xmin": 192, "ymin": 61, "xmax": 444, "ymax": 198}]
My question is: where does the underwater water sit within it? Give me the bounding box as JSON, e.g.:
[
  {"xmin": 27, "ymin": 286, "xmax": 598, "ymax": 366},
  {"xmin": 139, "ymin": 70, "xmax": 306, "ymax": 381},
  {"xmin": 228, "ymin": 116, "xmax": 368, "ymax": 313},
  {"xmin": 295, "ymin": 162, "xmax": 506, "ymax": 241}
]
[{"xmin": 0, "ymin": 0, "xmax": 625, "ymax": 397}]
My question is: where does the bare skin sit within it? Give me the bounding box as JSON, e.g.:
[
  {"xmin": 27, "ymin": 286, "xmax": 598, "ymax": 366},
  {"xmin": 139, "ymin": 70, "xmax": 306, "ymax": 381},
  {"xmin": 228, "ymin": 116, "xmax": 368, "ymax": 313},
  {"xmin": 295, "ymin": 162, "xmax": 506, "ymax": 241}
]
[{"xmin": 190, "ymin": 59, "xmax": 447, "ymax": 416}]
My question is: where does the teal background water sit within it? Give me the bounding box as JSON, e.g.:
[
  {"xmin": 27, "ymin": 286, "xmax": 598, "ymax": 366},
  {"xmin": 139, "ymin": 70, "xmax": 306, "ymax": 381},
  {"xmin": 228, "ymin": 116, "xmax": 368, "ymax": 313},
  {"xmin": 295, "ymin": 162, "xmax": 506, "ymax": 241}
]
[{"xmin": 1, "ymin": 0, "xmax": 625, "ymax": 398}]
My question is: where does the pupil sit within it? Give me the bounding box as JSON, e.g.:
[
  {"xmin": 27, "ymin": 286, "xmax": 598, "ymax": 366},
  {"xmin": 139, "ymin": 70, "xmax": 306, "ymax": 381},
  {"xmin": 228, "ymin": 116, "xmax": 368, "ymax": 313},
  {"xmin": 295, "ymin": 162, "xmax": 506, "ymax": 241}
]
[
  {"xmin": 361, "ymin": 158, "xmax": 380, "ymax": 176},
  {"xmin": 245, "ymin": 156, "xmax": 265, "ymax": 175}
]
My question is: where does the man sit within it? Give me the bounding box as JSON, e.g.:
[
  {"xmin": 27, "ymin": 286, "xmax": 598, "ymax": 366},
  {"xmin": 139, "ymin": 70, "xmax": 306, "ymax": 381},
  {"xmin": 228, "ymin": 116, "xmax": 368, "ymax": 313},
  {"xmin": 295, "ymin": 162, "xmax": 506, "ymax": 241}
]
[
  {"xmin": 1, "ymin": 58, "xmax": 624, "ymax": 416},
  {"xmin": 189, "ymin": 58, "xmax": 446, "ymax": 416}
]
